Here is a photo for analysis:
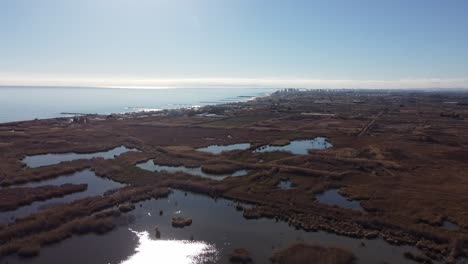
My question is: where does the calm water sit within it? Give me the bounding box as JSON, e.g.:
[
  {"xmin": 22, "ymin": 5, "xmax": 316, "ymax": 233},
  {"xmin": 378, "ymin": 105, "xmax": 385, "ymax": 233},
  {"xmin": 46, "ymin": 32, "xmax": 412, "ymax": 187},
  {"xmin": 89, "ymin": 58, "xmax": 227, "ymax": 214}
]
[
  {"xmin": 0, "ymin": 86, "xmax": 276, "ymax": 123},
  {"xmin": 136, "ymin": 160, "xmax": 248, "ymax": 180},
  {"xmin": 197, "ymin": 143, "xmax": 251, "ymax": 155},
  {"xmin": 0, "ymin": 169, "xmax": 125, "ymax": 223},
  {"xmin": 276, "ymin": 180, "xmax": 295, "ymax": 190},
  {"xmin": 22, "ymin": 146, "xmax": 138, "ymax": 168},
  {"xmin": 254, "ymin": 137, "xmax": 332, "ymax": 155},
  {"xmin": 316, "ymin": 189, "xmax": 363, "ymax": 211},
  {"xmin": 3, "ymin": 190, "xmax": 425, "ymax": 264},
  {"xmin": 442, "ymin": 220, "xmax": 460, "ymax": 231}
]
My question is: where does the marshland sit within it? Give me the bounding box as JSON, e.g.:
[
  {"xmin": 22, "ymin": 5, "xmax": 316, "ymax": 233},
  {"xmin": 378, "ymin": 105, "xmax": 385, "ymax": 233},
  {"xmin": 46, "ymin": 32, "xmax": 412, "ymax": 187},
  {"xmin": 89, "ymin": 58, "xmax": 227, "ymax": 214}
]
[{"xmin": 0, "ymin": 89, "xmax": 467, "ymax": 263}]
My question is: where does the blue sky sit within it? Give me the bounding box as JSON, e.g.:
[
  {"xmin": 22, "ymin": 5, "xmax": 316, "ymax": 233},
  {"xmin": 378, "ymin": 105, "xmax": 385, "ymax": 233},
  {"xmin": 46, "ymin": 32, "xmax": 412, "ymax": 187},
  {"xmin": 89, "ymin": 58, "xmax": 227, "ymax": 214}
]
[{"xmin": 1, "ymin": 0, "xmax": 467, "ymax": 88}]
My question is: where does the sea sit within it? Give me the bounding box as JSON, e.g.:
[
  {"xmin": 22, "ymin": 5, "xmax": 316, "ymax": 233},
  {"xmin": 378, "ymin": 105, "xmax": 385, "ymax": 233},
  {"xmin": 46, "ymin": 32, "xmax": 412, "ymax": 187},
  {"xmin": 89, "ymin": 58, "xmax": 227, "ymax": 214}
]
[{"xmin": 0, "ymin": 86, "xmax": 277, "ymax": 124}]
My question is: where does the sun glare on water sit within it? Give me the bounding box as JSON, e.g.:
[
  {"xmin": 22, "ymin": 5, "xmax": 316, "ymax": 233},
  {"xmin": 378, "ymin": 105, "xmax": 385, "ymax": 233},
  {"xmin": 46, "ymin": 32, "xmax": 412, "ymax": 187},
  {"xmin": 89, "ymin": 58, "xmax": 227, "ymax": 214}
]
[{"xmin": 120, "ymin": 229, "xmax": 218, "ymax": 264}]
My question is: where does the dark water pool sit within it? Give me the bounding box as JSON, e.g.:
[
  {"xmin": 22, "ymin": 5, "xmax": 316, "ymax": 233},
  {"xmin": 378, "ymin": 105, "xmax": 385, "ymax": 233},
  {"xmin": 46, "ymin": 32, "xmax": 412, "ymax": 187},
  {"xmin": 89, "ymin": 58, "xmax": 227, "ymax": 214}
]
[
  {"xmin": 442, "ymin": 220, "xmax": 460, "ymax": 231},
  {"xmin": 254, "ymin": 137, "xmax": 332, "ymax": 155},
  {"xmin": 136, "ymin": 160, "xmax": 248, "ymax": 181},
  {"xmin": 0, "ymin": 169, "xmax": 125, "ymax": 224},
  {"xmin": 3, "ymin": 190, "xmax": 426, "ymax": 264},
  {"xmin": 316, "ymin": 189, "xmax": 363, "ymax": 211},
  {"xmin": 22, "ymin": 146, "xmax": 139, "ymax": 168}
]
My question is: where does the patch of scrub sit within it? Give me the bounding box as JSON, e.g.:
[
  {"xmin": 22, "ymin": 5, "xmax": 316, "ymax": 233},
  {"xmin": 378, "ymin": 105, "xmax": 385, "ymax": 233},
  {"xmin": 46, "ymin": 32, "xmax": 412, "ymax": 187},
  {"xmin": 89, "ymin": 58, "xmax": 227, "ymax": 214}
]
[
  {"xmin": 197, "ymin": 143, "xmax": 251, "ymax": 154},
  {"xmin": 276, "ymin": 180, "xmax": 295, "ymax": 190},
  {"xmin": 0, "ymin": 169, "xmax": 125, "ymax": 223},
  {"xmin": 316, "ymin": 189, "xmax": 363, "ymax": 211},
  {"xmin": 136, "ymin": 160, "xmax": 248, "ymax": 180},
  {"xmin": 22, "ymin": 146, "xmax": 139, "ymax": 168},
  {"xmin": 254, "ymin": 137, "xmax": 332, "ymax": 155},
  {"xmin": 442, "ymin": 220, "xmax": 460, "ymax": 231},
  {"xmin": 3, "ymin": 190, "xmax": 428, "ymax": 264}
]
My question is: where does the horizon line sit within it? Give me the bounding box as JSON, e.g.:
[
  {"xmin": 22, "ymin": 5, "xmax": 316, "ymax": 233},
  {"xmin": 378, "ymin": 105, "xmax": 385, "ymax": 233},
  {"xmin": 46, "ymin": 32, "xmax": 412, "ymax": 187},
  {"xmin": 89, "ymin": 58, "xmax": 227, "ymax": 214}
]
[
  {"xmin": 1, "ymin": 84, "xmax": 468, "ymax": 91},
  {"xmin": 0, "ymin": 75, "xmax": 467, "ymax": 89}
]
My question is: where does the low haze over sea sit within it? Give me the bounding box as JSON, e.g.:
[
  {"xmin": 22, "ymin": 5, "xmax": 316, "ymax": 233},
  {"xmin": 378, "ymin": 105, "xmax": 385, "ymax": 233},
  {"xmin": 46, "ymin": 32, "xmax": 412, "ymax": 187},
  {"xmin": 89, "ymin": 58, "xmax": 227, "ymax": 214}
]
[{"xmin": 0, "ymin": 87, "xmax": 276, "ymax": 124}]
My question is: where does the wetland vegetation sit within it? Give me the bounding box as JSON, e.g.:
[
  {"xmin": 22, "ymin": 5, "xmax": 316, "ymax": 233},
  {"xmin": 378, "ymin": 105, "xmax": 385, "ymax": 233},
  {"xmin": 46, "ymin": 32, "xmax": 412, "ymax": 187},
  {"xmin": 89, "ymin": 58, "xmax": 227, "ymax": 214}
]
[{"xmin": 1, "ymin": 89, "xmax": 467, "ymax": 263}]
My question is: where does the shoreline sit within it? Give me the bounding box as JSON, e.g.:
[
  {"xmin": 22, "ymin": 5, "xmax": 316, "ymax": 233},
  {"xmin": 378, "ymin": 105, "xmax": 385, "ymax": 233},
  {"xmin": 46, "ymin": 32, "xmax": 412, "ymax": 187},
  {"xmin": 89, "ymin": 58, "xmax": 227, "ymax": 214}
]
[
  {"xmin": 0, "ymin": 87, "xmax": 276, "ymax": 125},
  {"xmin": 3, "ymin": 86, "xmax": 468, "ymax": 126}
]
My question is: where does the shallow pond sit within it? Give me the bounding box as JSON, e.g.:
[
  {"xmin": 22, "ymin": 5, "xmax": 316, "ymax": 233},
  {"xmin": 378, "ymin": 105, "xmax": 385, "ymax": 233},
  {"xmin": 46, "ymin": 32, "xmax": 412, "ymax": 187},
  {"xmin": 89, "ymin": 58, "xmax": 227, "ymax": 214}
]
[
  {"xmin": 276, "ymin": 180, "xmax": 295, "ymax": 190},
  {"xmin": 316, "ymin": 189, "xmax": 363, "ymax": 211},
  {"xmin": 136, "ymin": 160, "xmax": 248, "ymax": 181},
  {"xmin": 442, "ymin": 220, "xmax": 460, "ymax": 231},
  {"xmin": 0, "ymin": 169, "xmax": 125, "ymax": 223},
  {"xmin": 197, "ymin": 143, "xmax": 251, "ymax": 155},
  {"xmin": 254, "ymin": 137, "xmax": 332, "ymax": 155},
  {"xmin": 4, "ymin": 190, "xmax": 426, "ymax": 264},
  {"xmin": 22, "ymin": 145, "xmax": 139, "ymax": 168}
]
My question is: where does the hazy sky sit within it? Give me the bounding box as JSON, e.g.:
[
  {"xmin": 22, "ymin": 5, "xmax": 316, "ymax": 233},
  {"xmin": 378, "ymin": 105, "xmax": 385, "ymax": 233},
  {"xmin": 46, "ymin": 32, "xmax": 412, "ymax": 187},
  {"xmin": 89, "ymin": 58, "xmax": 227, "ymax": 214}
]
[{"xmin": 1, "ymin": 0, "xmax": 467, "ymax": 88}]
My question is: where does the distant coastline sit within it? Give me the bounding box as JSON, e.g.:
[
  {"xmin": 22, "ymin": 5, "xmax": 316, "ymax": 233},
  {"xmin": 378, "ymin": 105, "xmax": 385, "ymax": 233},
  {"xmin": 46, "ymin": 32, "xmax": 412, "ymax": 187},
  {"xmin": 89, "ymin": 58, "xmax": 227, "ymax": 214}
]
[{"xmin": 0, "ymin": 86, "xmax": 276, "ymax": 124}]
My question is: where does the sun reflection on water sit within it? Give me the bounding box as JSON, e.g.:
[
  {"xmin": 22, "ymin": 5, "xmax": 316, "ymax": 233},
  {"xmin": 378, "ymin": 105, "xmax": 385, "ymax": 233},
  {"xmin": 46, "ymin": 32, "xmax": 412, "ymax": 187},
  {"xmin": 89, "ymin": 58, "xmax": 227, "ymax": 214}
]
[{"xmin": 120, "ymin": 229, "xmax": 218, "ymax": 264}]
